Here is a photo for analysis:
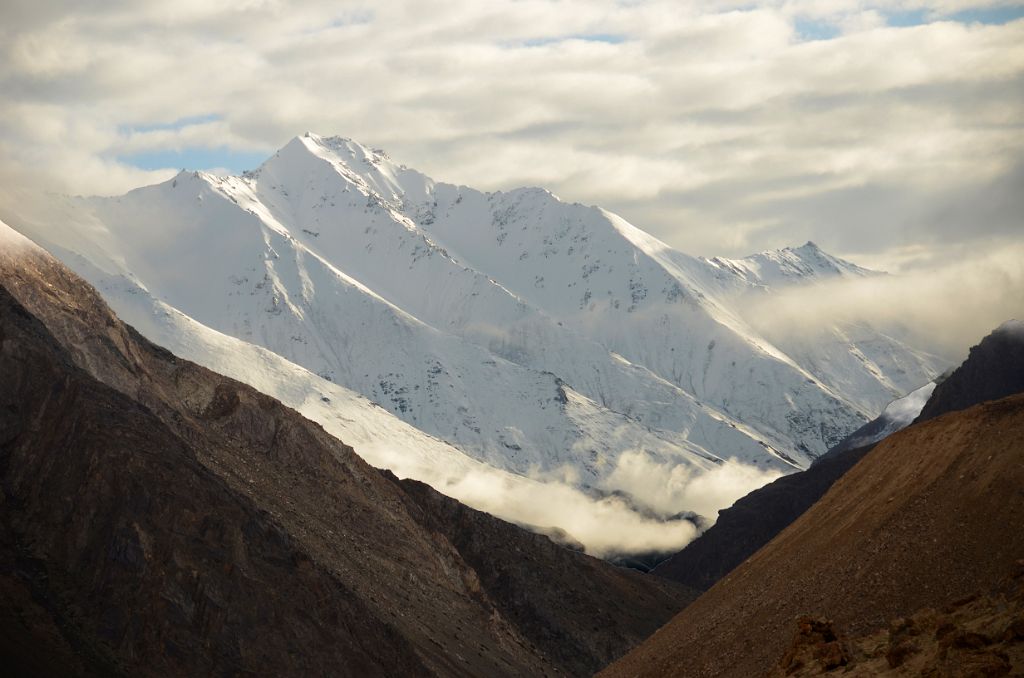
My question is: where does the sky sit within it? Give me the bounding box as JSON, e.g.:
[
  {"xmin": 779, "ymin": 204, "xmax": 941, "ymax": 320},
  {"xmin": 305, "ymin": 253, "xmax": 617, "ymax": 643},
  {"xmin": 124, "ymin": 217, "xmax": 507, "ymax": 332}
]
[{"xmin": 1, "ymin": 0, "xmax": 1022, "ymax": 269}]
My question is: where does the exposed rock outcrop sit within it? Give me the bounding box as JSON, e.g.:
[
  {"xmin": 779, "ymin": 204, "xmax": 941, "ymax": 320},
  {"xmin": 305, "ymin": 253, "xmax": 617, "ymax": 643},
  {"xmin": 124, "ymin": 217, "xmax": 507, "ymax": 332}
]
[{"xmin": 770, "ymin": 561, "xmax": 1024, "ymax": 676}]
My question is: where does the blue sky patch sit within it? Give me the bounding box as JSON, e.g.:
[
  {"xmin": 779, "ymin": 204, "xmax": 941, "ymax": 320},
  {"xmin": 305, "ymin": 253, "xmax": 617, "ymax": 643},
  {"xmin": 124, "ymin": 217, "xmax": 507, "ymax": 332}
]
[
  {"xmin": 794, "ymin": 18, "xmax": 841, "ymax": 41},
  {"xmin": 946, "ymin": 5, "xmax": 1024, "ymax": 25},
  {"xmin": 118, "ymin": 146, "xmax": 268, "ymax": 174},
  {"xmin": 885, "ymin": 4, "xmax": 1024, "ymax": 27},
  {"xmin": 118, "ymin": 113, "xmax": 223, "ymax": 136},
  {"xmin": 884, "ymin": 9, "xmax": 929, "ymax": 27},
  {"xmin": 521, "ymin": 33, "xmax": 626, "ymax": 47},
  {"xmin": 793, "ymin": 4, "xmax": 1023, "ymax": 41}
]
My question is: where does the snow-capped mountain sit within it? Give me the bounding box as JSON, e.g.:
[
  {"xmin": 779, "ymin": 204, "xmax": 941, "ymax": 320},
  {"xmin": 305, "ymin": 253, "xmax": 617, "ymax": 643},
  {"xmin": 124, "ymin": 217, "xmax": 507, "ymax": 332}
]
[
  {"xmin": 818, "ymin": 380, "xmax": 938, "ymax": 457},
  {"xmin": 703, "ymin": 241, "xmax": 876, "ymax": 289},
  {"xmin": 6, "ymin": 133, "xmax": 944, "ymax": 524}
]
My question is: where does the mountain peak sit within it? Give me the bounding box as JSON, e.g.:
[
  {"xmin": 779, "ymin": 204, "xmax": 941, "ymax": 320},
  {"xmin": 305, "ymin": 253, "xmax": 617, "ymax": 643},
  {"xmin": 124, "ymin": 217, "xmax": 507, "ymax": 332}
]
[
  {"xmin": 706, "ymin": 241, "xmax": 876, "ymax": 290},
  {"xmin": 253, "ymin": 132, "xmax": 431, "ymax": 204},
  {"xmin": 9, "ymin": 132, "xmax": 943, "ymax": 557},
  {"xmin": 290, "ymin": 132, "xmax": 389, "ymax": 164}
]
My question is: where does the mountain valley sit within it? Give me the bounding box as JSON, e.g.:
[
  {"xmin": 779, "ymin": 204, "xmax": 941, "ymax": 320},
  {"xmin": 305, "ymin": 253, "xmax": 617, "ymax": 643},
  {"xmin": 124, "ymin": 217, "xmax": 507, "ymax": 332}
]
[{"xmin": 4, "ymin": 134, "xmax": 945, "ymax": 553}]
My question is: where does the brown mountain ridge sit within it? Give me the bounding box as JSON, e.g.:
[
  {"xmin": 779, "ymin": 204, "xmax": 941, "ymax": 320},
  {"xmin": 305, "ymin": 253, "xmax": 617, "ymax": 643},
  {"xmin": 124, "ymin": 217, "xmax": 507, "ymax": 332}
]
[
  {"xmin": 603, "ymin": 391, "xmax": 1024, "ymax": 678},
  {"xmin": 0, "ymin": 227, "xmax": 693, "ymax": 676}
]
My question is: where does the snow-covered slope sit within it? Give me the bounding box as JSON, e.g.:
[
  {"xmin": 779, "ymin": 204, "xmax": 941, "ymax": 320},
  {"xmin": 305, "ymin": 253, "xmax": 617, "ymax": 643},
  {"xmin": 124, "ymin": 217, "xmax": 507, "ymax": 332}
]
[
  {"xmin": 5, "ymin": 133, "xmax": 944, "ymax": 523},
  {"xmin": 815, "ymin": 380, "xmax": 938, "ymax": 459},
  {"xmin": 0, "ymin": 218, "xmax": 721, "ymax": 558},
  {"xmin": 703, "ymin": 241, "xmax": 875, "ymax": 289}
]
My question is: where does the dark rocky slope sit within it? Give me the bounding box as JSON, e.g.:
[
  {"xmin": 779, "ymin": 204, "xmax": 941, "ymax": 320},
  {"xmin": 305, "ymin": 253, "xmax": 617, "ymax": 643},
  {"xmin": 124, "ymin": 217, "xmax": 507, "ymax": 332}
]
[
  {"xmin": 391, "ymin": 476, "xmax": 688, "ymax": 676},
  {"xmin": 603, "ymin": 392, "xmax": 1024, "ymax": 678},
  {"xmin": 916, "ymin": 319, "xmax": 1024, "ymax": 423},
  {"xmin": 0, "ymin": 286, "xmax": 427, "ymax": 676},
  {"xmin": 0, "ymin": 231, "xmax": 693, "ymax": 677}
]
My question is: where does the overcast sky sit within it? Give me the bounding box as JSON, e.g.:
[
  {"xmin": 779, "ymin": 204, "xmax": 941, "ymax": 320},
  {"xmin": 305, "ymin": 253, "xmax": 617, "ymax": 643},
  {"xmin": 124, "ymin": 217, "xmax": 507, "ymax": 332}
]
[{"xmin": 1, "ymin": 0, "xmax": 1022, "ymax": 268}]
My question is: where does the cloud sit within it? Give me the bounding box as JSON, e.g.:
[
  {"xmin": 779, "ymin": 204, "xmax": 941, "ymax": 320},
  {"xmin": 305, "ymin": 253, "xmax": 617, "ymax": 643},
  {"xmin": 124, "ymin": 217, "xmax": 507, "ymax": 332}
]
[
  {"xmin": 332, "ymin": 420, "xmax": 710, "ymax": 559},
  {"xmin": 358, "ymin": 415, "xmax": 787, "ymax": 558},
  {"xmin": 736, "ymin": 240, "xmax": 1024, "ymax": 361},
  {"xmin": 0, "ymin": 1, "xmax": 1021, "ymax": 262},
  {"xmin": 390, "ymin": 451, "xmax": 783, "ymax": 559},
  {"xmin": 409, "ymin": 450, "xmax": 783, "ymax": 558},
  {"xmin": 601, "ymin": 450, "xmax": 785, "ymax": 520},
  {"xmin": 436, "ymin": 467, "xmax": 703, "ymax": 559}
]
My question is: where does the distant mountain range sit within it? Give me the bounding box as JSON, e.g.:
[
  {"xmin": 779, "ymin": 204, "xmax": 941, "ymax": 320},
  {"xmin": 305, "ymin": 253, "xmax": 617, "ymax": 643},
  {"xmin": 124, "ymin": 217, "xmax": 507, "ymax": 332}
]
[{"xmin": 5, "ymin": 133, "xmax": 943, "ymax": 550}]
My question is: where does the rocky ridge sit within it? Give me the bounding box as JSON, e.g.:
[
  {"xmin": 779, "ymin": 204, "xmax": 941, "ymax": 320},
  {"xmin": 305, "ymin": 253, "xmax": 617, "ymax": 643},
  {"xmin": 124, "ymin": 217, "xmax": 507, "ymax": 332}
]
[{"xmin": 0, "ymin": 223, "xmax": 693, "ymax": 676}]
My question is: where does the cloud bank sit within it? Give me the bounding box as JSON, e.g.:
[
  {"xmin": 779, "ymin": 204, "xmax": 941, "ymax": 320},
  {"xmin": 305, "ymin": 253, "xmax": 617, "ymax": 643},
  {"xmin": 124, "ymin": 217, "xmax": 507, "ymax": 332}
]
[
  {"xmin": 738, "ymin": 241, "xmax": 1024, "ymax": 361},
  {"xmin": 1, "ymin": 0, "xmax": 1021, "ymax": 263},
  {"xmin": 414, "ymin": 454, "xmax": 782, "ymax": 559}
]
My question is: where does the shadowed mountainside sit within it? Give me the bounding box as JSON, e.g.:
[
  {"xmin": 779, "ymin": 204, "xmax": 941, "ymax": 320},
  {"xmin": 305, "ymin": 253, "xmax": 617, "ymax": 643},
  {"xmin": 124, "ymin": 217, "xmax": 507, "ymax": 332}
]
[
  {"xmin": 916, "ymin": 319, "xmax": 1024, "ymax": 423},
  {"xmin": 649, "ymin": 441, "xmax": 876, "ymax": 591},
  {"xmin": 0, "ymin": 230, "xmax": 693, "ymax": 677},
  {"xmin": 603, "ymin": 392, "xmax": 1024, "ymax": 678}
]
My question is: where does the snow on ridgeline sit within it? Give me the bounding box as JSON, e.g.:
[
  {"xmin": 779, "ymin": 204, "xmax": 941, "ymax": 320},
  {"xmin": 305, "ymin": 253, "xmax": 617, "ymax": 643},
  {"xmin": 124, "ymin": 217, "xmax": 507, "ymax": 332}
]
[
  {"xmin": 703, "ymin": 241, "xmax": 876, "ymax": 290},
  {"xmin": 818, "ymin": 380, "xmax": 938, "ymax": 458},
  {"xmin": 2, "ymin": 135, "xmax": 945, "ymax": 548},
  {"xmin": 0, "ymin": 217, "xmax": 769, "ymax": 557}
]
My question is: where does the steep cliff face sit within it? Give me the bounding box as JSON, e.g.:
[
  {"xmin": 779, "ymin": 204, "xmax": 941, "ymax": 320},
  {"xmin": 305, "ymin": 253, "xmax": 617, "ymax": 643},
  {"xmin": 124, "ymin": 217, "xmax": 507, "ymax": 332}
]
[
  {"xmin": 0, "ymin": 227, "xmax": 692, "ymax": 676},
  {"xmin": 603, "ymin": 393, "xmax": 1024, "ymax": 678}
]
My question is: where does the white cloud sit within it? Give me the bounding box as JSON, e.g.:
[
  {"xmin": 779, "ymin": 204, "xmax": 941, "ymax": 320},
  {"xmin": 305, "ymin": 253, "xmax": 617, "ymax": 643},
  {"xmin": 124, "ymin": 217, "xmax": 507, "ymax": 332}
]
[
  {"xmin": 0, "ymin": 0, "xmax": 1021, "ymax": 260},
  {"xmin": 601, "ymin": 451, "xmax": 785, "ymax": 520},
  {"xmin": 436, "ymin": 466, "xmax": 704, "ymax": 558},
  {"xmin": 737, "ymin": 240, "xmax": 1024, "ymax": 360},
  {"xmin": 397, "ymin": 450, "xmax": 782, "ymax": 558}
]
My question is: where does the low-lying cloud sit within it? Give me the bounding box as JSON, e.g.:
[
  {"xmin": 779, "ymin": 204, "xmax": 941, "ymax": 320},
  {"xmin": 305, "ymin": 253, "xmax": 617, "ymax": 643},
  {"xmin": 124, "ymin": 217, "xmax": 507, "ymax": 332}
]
[
  {"xmin": 377, "ymin": 448, "xmax": 783, "ymax": 559},
  {"xmin": 436, "ymin": 468, "xmax": 703, "ymax": 558},
  {"xmin": 601, "ymin": 451, "xmax": 785, "ymax": 521},
  {"xmin": 738, "ymin": 240, "xmax": 1024, "ymax": 362}
]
